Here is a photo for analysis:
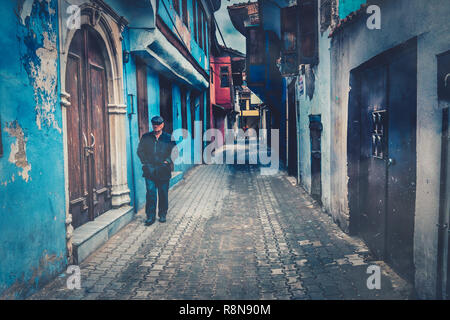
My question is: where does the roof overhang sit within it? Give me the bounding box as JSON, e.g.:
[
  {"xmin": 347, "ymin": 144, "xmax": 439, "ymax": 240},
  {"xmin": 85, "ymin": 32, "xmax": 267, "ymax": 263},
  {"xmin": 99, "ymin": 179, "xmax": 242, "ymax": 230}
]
[{"xmin": 129, "ymin": 27, "xmax": 209, "ymax": 90}]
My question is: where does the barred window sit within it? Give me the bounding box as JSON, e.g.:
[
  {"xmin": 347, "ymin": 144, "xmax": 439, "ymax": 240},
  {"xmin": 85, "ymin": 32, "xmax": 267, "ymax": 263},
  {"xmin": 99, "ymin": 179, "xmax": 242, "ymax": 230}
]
[
  {"xmin": 320, "ymin": 0, "xmax": 332, "ymax": 33},
  {"xmin": 371, "ymin": 110, "xmax": 387, "ymax": 159}
]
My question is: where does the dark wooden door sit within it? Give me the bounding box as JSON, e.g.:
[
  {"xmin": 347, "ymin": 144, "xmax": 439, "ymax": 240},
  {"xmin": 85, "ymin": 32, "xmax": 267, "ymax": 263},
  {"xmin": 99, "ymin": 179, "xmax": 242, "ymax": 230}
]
[
  {"xmin": 358, "ymin": 42, "xmax": 417, "ymax": 279},
  {"xmin": 288, "ymin": 81, "xmax": 298, "ymax": 177},
  {"xmin": 136, "ymin": 60, "xmax": 149, "ymax": 138},
  {"xmin": 309, "ymin": 115, "xmax": 322, "ymax": 202},
  {"xmin": 159, "ymin": 76, "xmax": 173, "ymax": 134},
  {"xmin": 190, "ymin": 92, "xmax": 197, "ymax": 138},
  {"xmin": 66, "ymin": 26, "xmax": 112, "ymax": 229},
  {"xmin": 180, "ymin": 87, "xmax": 188, "ymax": 130}
]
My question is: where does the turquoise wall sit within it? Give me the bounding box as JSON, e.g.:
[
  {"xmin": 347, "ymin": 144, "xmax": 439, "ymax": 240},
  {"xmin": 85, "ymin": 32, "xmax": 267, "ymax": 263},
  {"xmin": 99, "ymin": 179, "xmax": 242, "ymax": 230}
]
[
  {"xmin": 339, "ymin": 0, "xmax": 367, "ymax": 19},
  {"xmin": 158, "ymin": 0, "xmax": 209, "ymax": 72},
  {"xmin": 0, "ymin": 0, "xmax": 67, "ymax": 298}
]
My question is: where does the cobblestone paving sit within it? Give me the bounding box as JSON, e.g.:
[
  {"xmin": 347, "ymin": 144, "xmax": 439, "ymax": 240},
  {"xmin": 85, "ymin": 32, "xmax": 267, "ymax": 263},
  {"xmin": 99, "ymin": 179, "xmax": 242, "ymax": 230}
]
[{"xmin": 30, "ymin": 163, "xmax": 413, "ymax": 300}]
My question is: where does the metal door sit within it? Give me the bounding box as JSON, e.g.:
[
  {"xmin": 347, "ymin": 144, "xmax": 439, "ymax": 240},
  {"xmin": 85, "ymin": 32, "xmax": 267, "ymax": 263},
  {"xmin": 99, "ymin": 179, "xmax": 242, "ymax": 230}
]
[
  {"xmin": 359, "ymin": 64, "xmax": 388, "ymax": 260},
  {"xmin": 66, "ymin": 26, "xmax": 112, "ymax": 229},
  {"xmin": 288, "ymin": 81, "xmax": 298, "ymax": 177},
  {"xmin": 358, "ymin": 42, "xmax": 417, "ymax": 279},
  {"xmin": 385, "ymin": 46, "xmax": 417, "ymax": 280},
  {"xmin": 436, "ymin": 50, "xmax": 450, "ymax": 299},
  {"xmin": 309, "ymin": 115, "xmax": 322, "ymax": 202}
]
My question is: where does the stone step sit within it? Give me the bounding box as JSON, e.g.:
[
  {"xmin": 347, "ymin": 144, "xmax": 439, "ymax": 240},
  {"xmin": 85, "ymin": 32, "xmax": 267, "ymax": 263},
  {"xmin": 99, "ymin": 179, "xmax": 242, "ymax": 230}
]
[
  {"xmin": 72, "ymin": 170, "xmax": 185, "ymax": 265},
  {"xmin": 72, "ymin": 205, "xmax": 134, "ymax": 264}
]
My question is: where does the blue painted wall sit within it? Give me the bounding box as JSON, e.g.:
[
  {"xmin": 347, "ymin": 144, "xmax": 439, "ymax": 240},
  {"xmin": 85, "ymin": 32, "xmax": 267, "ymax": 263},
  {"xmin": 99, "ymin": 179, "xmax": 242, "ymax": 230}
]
[
  {"xmin": 339, "ymin": 0, "xmax": 366, "ymax": 18},
  {"xmin": 0, "ymin": 0, "xmax": 67, "ymax": 298},
  {"xmin": 158, "ymin": 0, "xmax": 209, "ymax": 71}
]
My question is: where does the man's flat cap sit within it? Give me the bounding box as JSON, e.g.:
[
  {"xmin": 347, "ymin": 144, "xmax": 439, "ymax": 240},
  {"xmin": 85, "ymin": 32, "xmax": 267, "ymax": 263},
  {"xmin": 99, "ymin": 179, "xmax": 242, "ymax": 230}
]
[{"xmin": 151, "ymin": 116, "xmax": 164, "ymax": 125}]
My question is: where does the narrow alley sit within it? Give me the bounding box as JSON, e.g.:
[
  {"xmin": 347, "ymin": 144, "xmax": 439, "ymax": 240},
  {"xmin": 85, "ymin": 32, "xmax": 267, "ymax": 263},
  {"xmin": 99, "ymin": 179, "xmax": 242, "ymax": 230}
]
[{"xmin": 30, "ymin": 162, "xmax": 412, "ymax": 300}]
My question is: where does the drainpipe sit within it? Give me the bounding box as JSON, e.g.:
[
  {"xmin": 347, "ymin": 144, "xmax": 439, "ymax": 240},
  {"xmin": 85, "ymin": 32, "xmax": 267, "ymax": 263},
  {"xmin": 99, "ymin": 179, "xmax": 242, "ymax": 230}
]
[
  {"xmin": 123, "ymin": 50, "xmax": 138, "ymax": 213},
  {"xmin": 127, "ymin": 94, "xmax": 138, "ymax": 213}
]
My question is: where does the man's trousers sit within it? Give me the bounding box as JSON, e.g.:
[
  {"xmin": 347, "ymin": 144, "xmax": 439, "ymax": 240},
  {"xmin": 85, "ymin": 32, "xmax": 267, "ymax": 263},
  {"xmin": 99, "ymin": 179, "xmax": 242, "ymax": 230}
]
[{"xmin": 145, "ymin": 179, "xmax": 169, "ymax": 220}]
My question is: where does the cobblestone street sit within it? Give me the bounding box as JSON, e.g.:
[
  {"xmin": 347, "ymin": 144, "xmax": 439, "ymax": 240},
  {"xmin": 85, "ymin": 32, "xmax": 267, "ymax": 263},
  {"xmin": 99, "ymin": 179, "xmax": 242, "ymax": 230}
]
[{"xmin": 30, "ymin": 163, "xmax": 413, "ymax": 300}]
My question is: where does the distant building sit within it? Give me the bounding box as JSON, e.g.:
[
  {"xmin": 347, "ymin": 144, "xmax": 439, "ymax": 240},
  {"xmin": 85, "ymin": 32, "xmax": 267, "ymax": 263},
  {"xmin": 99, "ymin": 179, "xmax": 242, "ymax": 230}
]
[{"xmin": 229, "ymin": 0, "xmax": 450, "ymax": 299}]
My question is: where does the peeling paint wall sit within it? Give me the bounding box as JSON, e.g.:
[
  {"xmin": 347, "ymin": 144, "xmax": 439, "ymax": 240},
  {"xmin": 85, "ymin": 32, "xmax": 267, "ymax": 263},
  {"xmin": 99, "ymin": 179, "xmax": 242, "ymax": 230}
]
[
  {"xmin": 297, "ymin": 28, "xmax": 333, "ymax": 216},
  {"xmin": 0, "ymin": 0, "xmax": 66, "ymax": 299}
]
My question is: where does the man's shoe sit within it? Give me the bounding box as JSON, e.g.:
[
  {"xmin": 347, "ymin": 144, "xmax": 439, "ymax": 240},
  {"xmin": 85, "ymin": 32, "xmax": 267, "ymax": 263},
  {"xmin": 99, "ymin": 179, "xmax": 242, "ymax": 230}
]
[
  {"xmin": 159, "ymin": 216, "xmax": 166, "ymax": 223},
  {"xmin": 145, "ymin": 217, "xmax": 156, "ymax": 226}
]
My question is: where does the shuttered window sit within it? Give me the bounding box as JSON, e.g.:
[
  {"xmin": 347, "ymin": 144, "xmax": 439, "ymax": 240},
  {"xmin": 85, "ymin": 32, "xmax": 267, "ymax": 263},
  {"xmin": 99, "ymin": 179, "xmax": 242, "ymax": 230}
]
[
  {"xmin": 320, "ymin": 0, "xmax": 332, "ymax": 33},
  {"xmin": 193, "ymin": 0, "xmax": 197, "ymax": 42},
  {"xmin": 198, "ymin": 2, "xmax": 203, "ymax": 49},
  {"xmin": 248, "ymin": 28, "xmax": 264, "ymax": 64},
  {"xmin": 173, "ymin": 0, "xmax": 180, "ymax": 15},
  {"xmin": 182, "ymin": 0, "xmax": 188, "ymax": 26},
  {"xmin": 298, "ymin": 0, "xmax": 318, "ymax": 64}
]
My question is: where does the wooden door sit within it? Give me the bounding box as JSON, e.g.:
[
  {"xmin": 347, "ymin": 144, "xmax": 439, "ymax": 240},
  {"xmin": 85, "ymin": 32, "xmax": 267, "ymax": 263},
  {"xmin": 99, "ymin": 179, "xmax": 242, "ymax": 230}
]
[
  {"xmin": 159, "ymin": 76, "xmax": 173, "ymax": 134},
  {"xmin": 136, "ymin": 60, "xmax": 149, "ymax": 138},
  {"xmin": 66, "ymin": 26, "xmax": 112, "ymax": 229}
]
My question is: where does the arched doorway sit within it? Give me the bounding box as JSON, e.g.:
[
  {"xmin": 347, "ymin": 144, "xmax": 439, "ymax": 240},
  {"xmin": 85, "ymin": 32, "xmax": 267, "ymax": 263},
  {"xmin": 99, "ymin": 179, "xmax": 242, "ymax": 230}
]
[{"xmin": 66, "ymin": 26, "xmax": 112, "ymax": 228}]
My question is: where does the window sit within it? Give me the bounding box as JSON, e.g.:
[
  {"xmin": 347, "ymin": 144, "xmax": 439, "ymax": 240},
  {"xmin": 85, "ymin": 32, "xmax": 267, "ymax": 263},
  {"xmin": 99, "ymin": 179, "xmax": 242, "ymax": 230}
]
[
  {"xmin": 248, "ymin": 28, "xmax": 264, "ymax": 64},
  {"xmin": 198, "ymin": 2, "xmax": 203, "ymax": 49},
  {"xmin": 299, "ymin": 0, "xmax": 318, "ymax": 64},
  {"xmin": 193, "ymin": 0, "xmax": 197, "ymax": 42},
  {"xmin": 220, "ymin": 66, "xmax": 230, "ymax": 87},
  {"xmin": 320, "ymin": 0, "xmax": 332, "ymax": 33},
  {"xmin": 371, "ymin": 110, "xmax": 387, "ymax": 159},
  {"xmin": 203, "ymin": 11, "xmax": 207, "ymax": 52},
  {"xmin": 173, "ymin": 0, "xmax": 180, "ymax": 15},
  {"xmin": 182, "ymin": 0, "xmax": 188, "ymax": 26},
  {"xmin": 281, "ymin": 7, "xmax": 297, "ymax": 53}
]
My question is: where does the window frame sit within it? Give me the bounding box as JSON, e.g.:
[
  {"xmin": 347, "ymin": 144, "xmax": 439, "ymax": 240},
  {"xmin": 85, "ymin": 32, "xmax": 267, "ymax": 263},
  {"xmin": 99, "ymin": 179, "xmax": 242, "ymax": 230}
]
[
  {"xmin": 220, "ymin": 66, "xmax": 230, "ymax": 88},
  {"xmin": 197, "ymin": 2, "xmax": 203, "ymax": 50},
  {"xmin": 173, "ymin": 0, "xmax": 180, "ymax": 15},
  {"xmin": 193, "ymin": 0, "xmax": 198, "ymax": 42},
  {"xmin": 182, "ymin": 0, "xmax": 188, "ymax": 27}
]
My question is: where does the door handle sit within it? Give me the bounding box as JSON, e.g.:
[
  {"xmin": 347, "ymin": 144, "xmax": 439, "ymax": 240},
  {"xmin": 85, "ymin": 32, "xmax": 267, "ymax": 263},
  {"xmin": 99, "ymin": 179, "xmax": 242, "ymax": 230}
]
[
  {"xmin": 387, "ymin": 158, "xmax": 396, "ymax": 166},
  {"xmin": 90, "ymin": 133, "xmax": 95, "ymax": 148},
  {"xmin": 83, "ymin": 132, "xmax": 88, "ymax": 147},
  {"xmin": 83, "ymin": 132, "xmax": 94, "ymax": 157}
]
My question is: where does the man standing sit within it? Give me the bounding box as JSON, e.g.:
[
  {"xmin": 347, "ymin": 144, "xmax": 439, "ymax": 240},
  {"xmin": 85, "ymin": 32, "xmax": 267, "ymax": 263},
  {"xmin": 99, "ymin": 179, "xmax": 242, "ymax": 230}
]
[{"xmin": 137, "ymin": 116, "xmax": 177, "ymax": 226}]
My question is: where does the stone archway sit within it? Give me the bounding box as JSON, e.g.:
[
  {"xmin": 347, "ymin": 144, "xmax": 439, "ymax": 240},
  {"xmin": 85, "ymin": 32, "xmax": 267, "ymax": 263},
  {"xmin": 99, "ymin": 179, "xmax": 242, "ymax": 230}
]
[{"xmin": 59, "ymin": 2, "xmax": 130, "ymax": 263}]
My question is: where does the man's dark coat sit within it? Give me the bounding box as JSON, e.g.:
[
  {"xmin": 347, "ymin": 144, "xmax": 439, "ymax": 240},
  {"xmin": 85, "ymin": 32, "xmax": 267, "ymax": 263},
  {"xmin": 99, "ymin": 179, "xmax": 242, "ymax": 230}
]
[{"xmin": 137, "ymin": 131, "xmax": 177, "ymax": 182}]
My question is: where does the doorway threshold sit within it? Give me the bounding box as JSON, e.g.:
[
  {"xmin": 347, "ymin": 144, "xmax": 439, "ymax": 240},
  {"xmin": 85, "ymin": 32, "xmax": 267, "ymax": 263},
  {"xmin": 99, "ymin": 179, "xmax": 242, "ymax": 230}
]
[{"xmin": 72, "ymin": 205, "xmax": 134, "ymax": 264}]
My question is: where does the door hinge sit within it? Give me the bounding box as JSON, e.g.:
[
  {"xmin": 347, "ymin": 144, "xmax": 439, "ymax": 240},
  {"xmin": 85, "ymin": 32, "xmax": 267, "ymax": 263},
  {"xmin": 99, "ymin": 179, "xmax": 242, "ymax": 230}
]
[{"xmin": 436, "ymin": 223, "xmax": 449, "ymax": 230}]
